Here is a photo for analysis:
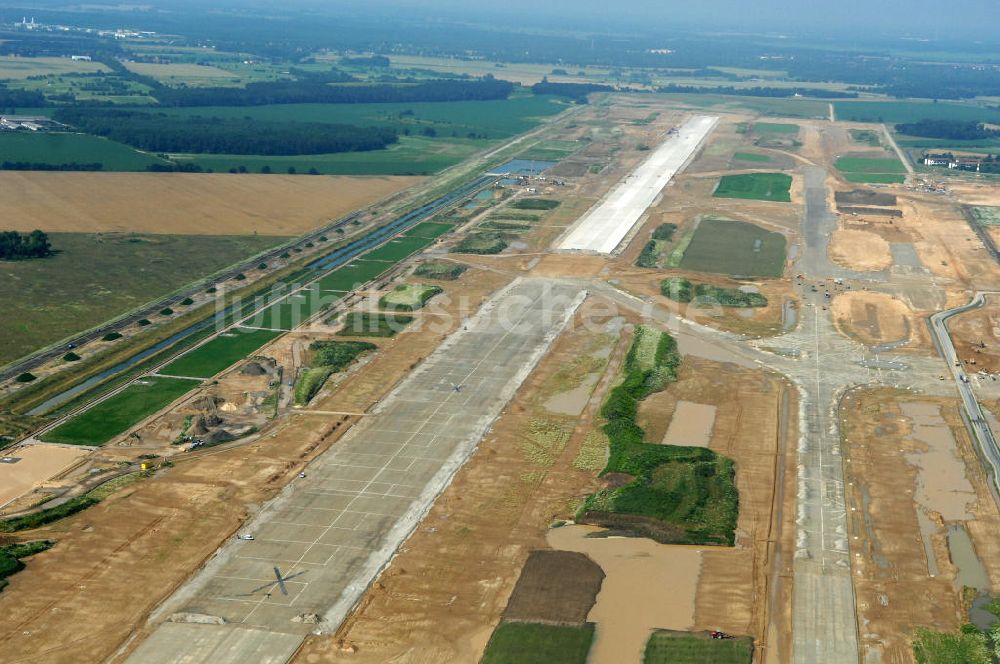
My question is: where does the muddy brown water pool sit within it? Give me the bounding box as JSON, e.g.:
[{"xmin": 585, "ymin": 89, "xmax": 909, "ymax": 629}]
[{"xmin": 547, "ymin": 524, "xmax": 705, "ymax": 664}]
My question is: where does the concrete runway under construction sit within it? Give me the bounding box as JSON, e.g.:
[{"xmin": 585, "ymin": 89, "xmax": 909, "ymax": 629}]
[{"xmin": 126, "ymin": 278, "xmax": 586, "ymax": 664}]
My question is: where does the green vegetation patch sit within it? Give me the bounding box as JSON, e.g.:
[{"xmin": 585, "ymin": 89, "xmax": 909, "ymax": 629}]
[
  {"xmin": 835, "ymin": 156, "xmax": 907, "ymax": 174},
  {"xmin": 379, "ymin": 283, "xmax": 443, "ymax": 311},
  {"xmin": 972, "ymin": 207, "xmax": 1000, "ymax": 226},
  {"xmin": 636, "ymin": 224, "xmax": 678, "ymax": 268},
  {"xmin": 753, "ymin": 122, "xmax": 799, "ymax": 134},
  {"xmin": 481, "ymin": 622, "xmax": 595, "ymax": 664},
  {"xmin": 336, "ymin": 311, "xmax": 413, "ymax": 338},
  {"xmin": 452, "ymin": 232, "xmax": 509, "ymax": 255},
  {"xmin": 713, "ymin": 173, "xmax": 792, "ymax": 203},
  {"xmin": 849, "ymin": 129, "xmax": 882, "ymax": 147},
  {"xmin": 293, "ymin": 340, "xmax": 376, "ymax": 405},
  {"xmin": 661, "ymin": 278, "xmax": 768, "ymax": 308},
  {"xmin": 843, "ymin": 172, "xmax": 906, "ymax": 184},
  {"xmin": 677, "ymin": 218, "xmax": 786, "ymax": 278},
  {"xmin": 510, "ymin": 198, "xmax": 561, "ymax": 211},
  {"xmin": 317, "ymin": 260, "xmax": 391, "ymax": 292},
  {"xmin": 911, "ymin": 627, "xmax": 990, "ymax": 664},
  {"xmin": 579, "ymin": 326, "xmax": 738, "ymax": 545},
  {"xmin": 0, "ymin": 232, "xmax": 286, "ymax": 365},
  {"xmin": 732, "ymin": 152, "xmax": 771, "ymax": 162},
  {"xmin": 159, "ymin": 328, "xmax": 282, "ymax": 378},
  {"xmin": 644, "ymin": 632, "xmax": 753, "ymax": 664},
  {"xmin": 0, "ymin": 132, "xmax": 168, "ymax": 171},
  {"xmin": 0, "ymin": 540, "xmax": 55, "ymax": 590},
  {"xmin": 834, "ymin": 101, "xmax": 1000, "ymax": 125},
  {"xmin": 41, "ymin": 377, "xmax": 200, "ymax": 446},
  {"xmin": 254, "ymin": 289, "xmax": 341, "ymax": 331},
  {"xmin": 414, "ymin": 261, "xmax": 467, "ymax": 280}
]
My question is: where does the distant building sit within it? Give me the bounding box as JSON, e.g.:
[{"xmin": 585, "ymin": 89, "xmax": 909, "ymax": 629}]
[{"xmin": 70, "ymin": 55, "xmax": 92, "ymax": 61}]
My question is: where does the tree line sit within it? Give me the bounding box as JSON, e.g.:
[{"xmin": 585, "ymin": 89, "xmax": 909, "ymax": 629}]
[
  {"xmin": 0, "ymin": 230, "xmax": 53, "ymax": 260},
  {"xmin": 896, "ymin": 119, "xmax": 1000, "ymax": 140},
  {"xmin": 151, "ymin": 78, "xmax": 515, "ymax": 107},
  {"xmin": 53, "ymin": 109, "xmax": 399, "ymax": 156}
]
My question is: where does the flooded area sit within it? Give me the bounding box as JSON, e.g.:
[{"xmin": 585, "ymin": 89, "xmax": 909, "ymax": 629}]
[
  {"xmin": 547, "ymin": 524, "xmax": 703, "ymax": 664},
  {"xmin": 544, "ymin": 374, "xmax": 600, "ymax": 416},
  {"xmin": 947, "ymin": 524, "xmax": 995, "ymax": 629},
  {"xmin": 902, "ymin": 402, "xmax": 975, "ymax": 522},
  {"xmin": 661, "ymin": 401, "xmax": 717, "ymax": 447}
]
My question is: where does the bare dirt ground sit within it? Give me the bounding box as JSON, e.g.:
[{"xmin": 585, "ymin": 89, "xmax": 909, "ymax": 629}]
[
  {"xmin": 0, "ymin": 172, "xmax": 423, "ymax": 236},
  {"xmin": 0, "ymin": 412, "xmax": 355, "ymax": 664},
  {"xmin": 841, "ymin": 390, "xmax": 1000, "ymax": 663},
  {"xmin": 500, "ymin": 549, "xmax": 604, "ymax": 624},
  {"xmin": 947, "ymin": 295, "xmax": 1000, "ymax": 373},
  {"xmin": 0, "ymin": 444, "xmax": 88, "ymax": 507},
  {"xmin": 829, "ymin": 228, "xmax": 893, "ymax": 271},
  {"xmin": 831, "ymin": 291, "xmax": 930, "ymax": 349},
  {"xmin": 948, "ymin": 181, "xmax": 1000, "ymax": 207}
]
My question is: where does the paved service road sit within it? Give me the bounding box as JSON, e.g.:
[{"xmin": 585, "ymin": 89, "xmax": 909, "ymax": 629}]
[
  {"xmin": 127, "ymin": 279, "xmax": 586, "ymax": 664},
  {"xmin": 929, "ymin": 292, "xmax": 1000, "ymax": 497},
  {"xmin": 556, "ymin": 115, "xmax": 718, "ymax": 254}
]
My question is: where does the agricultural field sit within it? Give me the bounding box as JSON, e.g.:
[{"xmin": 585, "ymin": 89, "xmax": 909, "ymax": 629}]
[
  {"xmin": 643, "ymin": 632, "xmax": 753, "ymax": 664},
  {"xmin": 0, "ymin": 55, "xmax": 109, "ymax": 79},
  {"xmin": 41, "ymin": 376, "xmax": 200, "ymax": 445},
  {"xmin": 835, "ymin": 100, "xmax": 1000, "ymax": 124},
  {"xmin": 0, "ymin": 172, "xmax": 422, "ymax": 235},
  {"xmin": 0, "ymin": 233, "xmax": 286, "ymax": 364},
  {"xmin": 480, "ymin": 623, "xmax": 595, "ymax": 664},
  {"xmin": 0, "ymin": 133, "xmax": 167, "ymax": 171},
  {"xmin": 452, "ymin": 231, "xmax": 509, "ymax": 254},
  {"xmin": 835, "ymin": 156, "xmax": 907, "ymax": 184},
  {"xmin": 317, "ymin": 260, "xmax": 393, "ymax": 293},
  {"xmin": 517, "ymin": 140, "xmax": 581, "ymax": 161},
  {"xmin": 173, "ymin": 136, "xmax": 486, "ymax": 176},
  {"xmin": 121, "ymin": 61, "xmax": 246, "ymax": 87},
  {"xmin": 158, "ymin": 329, "xmax": 282, "ymax": 378},
  {"xmin": 713, "ymin": 173, "xmax": 792, "ymax": 202},
  {"xmin": 254, "ymin": 290, "xmax": 339, "ymax": 331},
  {"xmin": 677, "ymin": 218, "xmax": 786, "ymax": 277},
  {"xmin": 379, "ymin": 283, "xmax": 442, "ymax": 310}
]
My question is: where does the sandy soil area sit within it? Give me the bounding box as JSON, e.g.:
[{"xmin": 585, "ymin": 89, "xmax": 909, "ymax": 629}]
[
  {"xmin": 0, "ymin": 444, "xmax": 88, "ymax": 507},
  {"xmin": 661, "ymin": 401, "xmax": 717, "ymax": 446},
  {"xmin": 948, "ymin": 181, "xmax": 1000, "ymax": 207},
  {"xmin": 0, "ymin": 172, "xmax": 423, "ymax": 236},
  {"xmin": 828, "ymin": 228, "xmax": 893, "ymax": 271},
  {"xmin": 947, "ymin": 296, "xmax": 1000, "ymax": 373},
  {"xmin": 831, "ymin": 291, "xmax": 924, "ymax": 348},
  {"xmin": 842, "ymin": 390, "xmax": 1000, "ymax": 663}
]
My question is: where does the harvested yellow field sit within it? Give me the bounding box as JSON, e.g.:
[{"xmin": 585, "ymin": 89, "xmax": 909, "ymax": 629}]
[
  {"xmin": 0, "ymin": 172, "xmax": 424, "ymax": 236},
  {"xmin": 121, "ymin": 61, "xmax": 239, "ymax": 83}
]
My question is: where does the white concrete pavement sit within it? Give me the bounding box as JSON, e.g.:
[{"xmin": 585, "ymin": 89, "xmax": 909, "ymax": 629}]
[{"xmin": 555, "ymin": 115, "xmax": 718, "ymax": 254}]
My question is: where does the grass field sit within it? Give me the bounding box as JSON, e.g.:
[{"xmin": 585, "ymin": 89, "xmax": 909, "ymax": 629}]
[
  {"xmin": 253, "ymin": 289, "xmax": 341, "ymax": 330},
  {"xmin": 0, "ymin": 55, "xmax": 109, "ymax": 79},
  {"xmin": 835, "ymin": 100, "xmax": 1000, "ymax": 124},
  {"xmin": 835, "ymin": 156, "xmax": 907, "ymax": 184},
  {"xmin": 517, "ymin": 140, "xmax": 581, "ymax": 161},
  {"xmin": 122, "ymin": 61, "xmax": 244, "ymax": 87},
  {"xmin": 41, "ymin": 376, "xmax": 200, "ymax": 445},
  {"xmin": 481, "ymin": 622, "xmax": 595, "ymax": 664},
  {"xmin": 413, "ymin": 261, "xmax": 467, "ymax": 280},
  {"xmin": 174, "ymin": 136, "xmax": 486, "ymax": 176},
  {"xmin": 379, "ymin": 284, "xmax": 442, "ymax": 310},
  {"xmin": 158, "ymin": 328, "xmax": 282, "ymax": 378},
  {"xmin": 0, "ymin": 133, "xmax": 167, "ymax": 170},
  {"xmin": 644, "ymin": 632, "xmax": 753, "ymax": 664},
  {"xmin": 713, "ymin": 173, "xmax": 792, "ymax": 202},
  {"xmin": 0, "ymin": 233, "xmax": 287, "ymax": 364},
  {"xmin": 317, "ymin": 260, "xmax": 393, "ymax": 293},
  {"xmin": 678, "ymin": 218, "xmax": 786, "ymax": 277},
  {"xmin": 732, "ymin": 152, "xmax": 771, "ymax": 162},
  {"xmin": 652, "ymin": 93, "xmax": 830, "ymax": 119},
  {"xmin": 336, "ymin": 312, "xmax": 413, "ymax": 337},
  {"xmin": 911, "ymin": 628, "xmax": 990, "ymax": 664},
  {"xmin": 753, "ymin": 122, "xmax": 799, "ymax": 134},
  {"xmin": 849, "ymin": 129, "xmax": 882, "ymax": 147}
]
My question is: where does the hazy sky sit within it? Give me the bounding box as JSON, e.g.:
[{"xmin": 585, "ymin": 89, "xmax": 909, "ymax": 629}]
[{"xmin": 356, "ymin": 0, "xmax": 999, "ymax": 39}]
